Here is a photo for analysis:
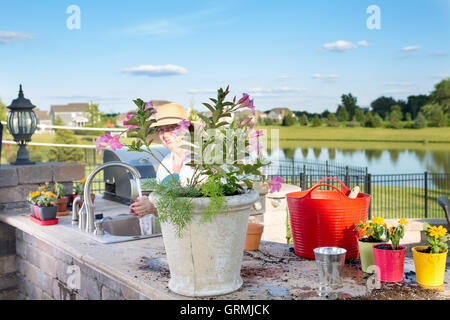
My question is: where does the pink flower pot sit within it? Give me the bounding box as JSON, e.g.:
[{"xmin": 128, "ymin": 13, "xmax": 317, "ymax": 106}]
[{"xmin": 373, "ymin": 244, "xmax": 406, "ymax": 282}]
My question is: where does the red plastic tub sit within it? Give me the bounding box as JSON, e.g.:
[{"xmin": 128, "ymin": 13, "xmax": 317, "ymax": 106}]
[
  {"xmin": 373, "ymin": 244, "xmax": 406, "ymax": 282},
  {"xmin": 286, "ymin": 177, "xmax": 370, "ymax": 260}
]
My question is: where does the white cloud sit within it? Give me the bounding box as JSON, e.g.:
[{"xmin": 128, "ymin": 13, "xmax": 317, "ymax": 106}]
[
  {"xmin": 311, "ymin": 73, "xmax": 340, "ymax": 79},
  {"xmin": 402, "ymin": 45, "xmax": 421, "ymax": 51},
  {"xmin": 384, "ymin": 82, "xmax": 414, "ymax": 87},
  {"xmin": 322, "ymin": 40, "xmax": 357, "ymax": 52},
  {"xmin": 0, "ymin": 31, "xmax": 33, "ymax": 44},
  {"xmin": 357, "ymin": 40, "xmax": 370, "ymax": 47},
  {"xmin": 433, "ymin": 73, "xmax": 450, "ymax": 79},
  {"xmin": 122, "ymin": 65, "xmax": 188, "ymax": 77}
]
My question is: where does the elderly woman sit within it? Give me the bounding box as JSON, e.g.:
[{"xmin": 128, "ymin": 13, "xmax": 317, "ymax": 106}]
[{"xmin": 130, "ymin": 103, "xmax": 192, "ymax": 218}]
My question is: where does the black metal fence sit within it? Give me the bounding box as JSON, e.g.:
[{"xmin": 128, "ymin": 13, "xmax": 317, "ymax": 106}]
[
  {"xmin": 269, "ymin": 172, "xmax": 450, "ymax": 220},
  {"xmin": 80, "ymin": 149, "xmax": 449, "ymax": 220}
]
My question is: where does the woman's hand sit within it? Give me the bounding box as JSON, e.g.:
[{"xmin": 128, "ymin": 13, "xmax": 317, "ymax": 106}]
[{"xmin": 129, "ymin": 196, "xmax": 157, "ymax": 218}]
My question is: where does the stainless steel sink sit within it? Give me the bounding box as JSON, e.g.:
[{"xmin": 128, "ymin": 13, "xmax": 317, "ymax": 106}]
[
  {"xmin": 63, "ymin": 214, "xmax": 162, "ymax": 244},
  {"xmin": 101, "ymin": 215, "xmax": 143, "ymax": 236}
]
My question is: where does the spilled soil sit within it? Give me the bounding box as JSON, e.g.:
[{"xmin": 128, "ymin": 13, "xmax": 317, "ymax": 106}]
[{"xmin": 348, "ymin": 282, "xmax": 444, "ymax": 300}]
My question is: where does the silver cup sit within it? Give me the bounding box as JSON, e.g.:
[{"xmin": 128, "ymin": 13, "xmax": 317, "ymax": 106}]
[{"xmin": 313, "ymin": 247, "xmax": 346, "ymax": 297}]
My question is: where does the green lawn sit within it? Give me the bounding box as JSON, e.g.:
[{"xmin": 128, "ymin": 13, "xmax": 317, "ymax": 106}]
[{"xmin": 257, "ymin": 125, "xmax": 450, "ymax": 144}]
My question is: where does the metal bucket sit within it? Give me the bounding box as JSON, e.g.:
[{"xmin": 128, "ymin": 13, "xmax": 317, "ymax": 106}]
[{"xmin": 313, "ymin": 247, "xmax": 346, "ymax": 297}]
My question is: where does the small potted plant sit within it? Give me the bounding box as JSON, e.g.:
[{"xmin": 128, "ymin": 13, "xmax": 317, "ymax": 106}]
[
  {"xmin": 27, "ymin": 191, "xmax": 41, "ymax": 217},
  {"xmin": 354, "ymin": 217, "xmax": 387, "ymax": 273},
  {"xmin": 34, "ymin": 190, "xmax": 58, "ymax": 221},
  {"xmin": 373, "ymin": 219, "xmax": 408, "ymax": 282},
  {"xmin": 52, "ymin": 181, "xmax": 69, "ymax": 214},
  {"xmin": 412, "ymin": 223, "xmax": 450, "ymax": 287},
  {"xmin": 73, "ymin": 178, "xmax": 95, "ymax": 207}
]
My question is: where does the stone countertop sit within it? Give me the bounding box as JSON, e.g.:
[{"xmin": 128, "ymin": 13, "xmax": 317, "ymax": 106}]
[{"xmin": 1, "ymin": 196, "xmax": 450, "ymax": 300}]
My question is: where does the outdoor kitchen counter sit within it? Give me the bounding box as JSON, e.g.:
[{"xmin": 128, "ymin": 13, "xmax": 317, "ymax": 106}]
[{"xmin": 1, "ymin": 196, "xmax": 450, "ymax": 300}]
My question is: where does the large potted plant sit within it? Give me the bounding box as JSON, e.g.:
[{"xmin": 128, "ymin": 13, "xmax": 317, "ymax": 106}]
[
  {"xmin": 354, "ymin": 217, "xmax": 387, "ymax": 273},
  {"xmin": 373, "ymin": 219, "xmax": 408, "ymax": 282},
  {"xmin": 96, "ymin": 87, "xmax": 282, "ymax": 297},
  {"xmin": 412, "ymin": 223, "xmax": 450, "ymax": 287}
]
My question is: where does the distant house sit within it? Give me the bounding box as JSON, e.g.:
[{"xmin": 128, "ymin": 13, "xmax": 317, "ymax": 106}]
[
  {"xmin": 236, "ymin": 109, "xmax": 267, "ymax": 120},
  {"xmin": 116, "ymin": 100, "xmax": 172, "ymax": 127},
  {"xmin": 49, "ymin": 103, "xmax": 91, "ymax": 127},
  {"xmin": 34, "ymin": 108, "xmax": 53, "ymax": 134},
  {"xmin": 267, "ymin": 108, "xmax": 293, "ymax": 123}
]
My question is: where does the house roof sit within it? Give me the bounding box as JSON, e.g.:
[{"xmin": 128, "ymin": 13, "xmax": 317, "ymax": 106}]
[
  {"xmin": 50, "ymin": 103, "xmax": 90, "ymax": 113},
  {"xmin": 270, "ymin": 108, "xmax": 291, "ymax": 114},
  {"xmin": 34, "ymin": 108, "xmax": 51, "ymax": 121}
]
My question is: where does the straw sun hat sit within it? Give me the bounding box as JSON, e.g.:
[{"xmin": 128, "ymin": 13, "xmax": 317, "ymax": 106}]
[
  {"xmin": 148, "ymin": 103, "xmax": 188, "ymax": 144},
  {"xmin": 150, "ymin": 103, "xmax": 187, "ymax": 128}
]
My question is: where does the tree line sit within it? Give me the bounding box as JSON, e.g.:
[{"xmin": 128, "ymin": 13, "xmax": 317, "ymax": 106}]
[{"xmin": 261, "ymin": 78, "xmax": 450, "ymax": 129}]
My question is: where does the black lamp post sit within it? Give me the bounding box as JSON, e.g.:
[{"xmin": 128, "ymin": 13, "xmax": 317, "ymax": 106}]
[{"xmin": 7, "ymin": 85, "xmax": 38, "ymax": 165}]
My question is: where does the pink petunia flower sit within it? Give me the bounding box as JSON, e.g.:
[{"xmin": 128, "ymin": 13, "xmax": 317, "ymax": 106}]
[
  {"xmin": 145, "ymin": 101, "xmax": 157, "ymax": 114},
  {"xmin": 249, "ymin": 129, "xmax": 264, "ymax": 139},
  {"xmin": 95, "ymin": 134, "xmax": 123, "ymax": 155},
  {"xmin": 268, "ymin": 176, "xmax": 284, "ymax": 193},
  {"xmin": 123, "ymin": 113, "xmax": 140, "ymax": 129},
  {"xmin": 95, "ymin": 135, "xmax": 110, "ymax": 155},
  {"xmin": 108, "ymin": 134, "xmax": 123, "ymax": 151},
  {"xmin": 237, "ymin": 93, "xmax": 255, "ymax": 113},
  {"xmin": 248, "ymin": 137, "xmax": 263, "ymax": 155},
  {"xmin": 173, "ymin": 120, "xmax": 191, "ymax": 136}
]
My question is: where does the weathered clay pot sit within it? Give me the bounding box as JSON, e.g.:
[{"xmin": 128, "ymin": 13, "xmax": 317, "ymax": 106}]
[
  {"xmin": 77, "ymin": 194, "xmax": 95, "ymax": 208},
  {"xmin": 53, "ymin": 196, "xmax": 69, "ymax": 212},
  {"xmin": 244, "ymin": 223, "xmax": 264, "ymax": 251},
  {"xmin": 149, "ymin": 189, "xmax": 259, "ymax": 297}
]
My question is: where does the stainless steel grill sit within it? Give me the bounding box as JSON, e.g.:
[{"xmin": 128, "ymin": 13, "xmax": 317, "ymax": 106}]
[{"xmin": 103, "ymin": 147, "xmax": 170, "ymax": 204}]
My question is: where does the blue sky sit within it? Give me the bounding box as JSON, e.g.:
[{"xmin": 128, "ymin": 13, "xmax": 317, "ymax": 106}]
[{"xmin": 0, "ymin": 0, "xmax": 449, "ymax": 114}]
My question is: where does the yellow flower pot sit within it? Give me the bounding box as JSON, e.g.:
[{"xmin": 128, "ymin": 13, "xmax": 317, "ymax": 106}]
[{"xmin": 412, "ymin": 246, "xmax": 448, "ymax": 287}]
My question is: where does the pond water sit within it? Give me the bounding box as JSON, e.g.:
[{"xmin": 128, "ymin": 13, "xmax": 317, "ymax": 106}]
[{"xmin": 266, "ymin": 142, "xmax": 450, "ymax": 174}]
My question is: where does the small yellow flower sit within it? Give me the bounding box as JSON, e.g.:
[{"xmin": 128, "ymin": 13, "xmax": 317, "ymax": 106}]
[
  {"xmin": 80, "ymin": 178, "xmax": 86, "ymax": 183},
  {"xmin": 371, "ymin": 217, "xmax": 384, "ymax": 225},
  {"xmin": 45, "ymin": 192, "xmax": 57, "ymax": 198},
  {"xmin": 383, "ymin": 223, "xmax": 387, "ymax": 228},
  {"xmin": 399, "ymin": 219, "xmax": 408, "ymax": 226},
  {"xmin": 428, "ymin": 226, "xmax": 446, "ymax": 239},
  {"xmin": 29, "ymin": 191, "xmax": 40, "ymax": 198}
]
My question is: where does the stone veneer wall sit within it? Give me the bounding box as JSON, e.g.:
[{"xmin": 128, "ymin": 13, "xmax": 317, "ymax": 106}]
[
  {"xmin": 0, "ymin": 162, "xmax": 85, "ymax": 211},
  {"xmin": 13, "ymin": 228, "xmax": 149, "ymax": 300},
  {"xmin": 0, "ymin": 223, "xmax": 17, "ymax": 299},
  {"xmin": 0, "ymin": 161, "xmax": 150, "ymax": 300}
]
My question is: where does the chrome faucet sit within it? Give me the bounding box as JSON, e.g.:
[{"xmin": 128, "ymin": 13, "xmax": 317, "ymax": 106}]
[{"xmin": 82, "ymin": 161, "xmax": 142, "ymax": 233}]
